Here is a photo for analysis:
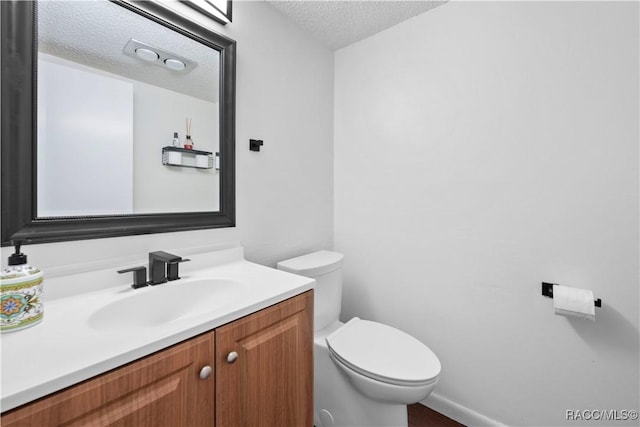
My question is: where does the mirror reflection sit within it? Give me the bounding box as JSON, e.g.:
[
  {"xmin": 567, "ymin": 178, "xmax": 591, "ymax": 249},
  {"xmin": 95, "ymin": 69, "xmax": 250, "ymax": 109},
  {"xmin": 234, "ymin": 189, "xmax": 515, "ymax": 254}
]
[{"xmin": 36, "ymin": 0, "xmax": 220, "ymax": 217}]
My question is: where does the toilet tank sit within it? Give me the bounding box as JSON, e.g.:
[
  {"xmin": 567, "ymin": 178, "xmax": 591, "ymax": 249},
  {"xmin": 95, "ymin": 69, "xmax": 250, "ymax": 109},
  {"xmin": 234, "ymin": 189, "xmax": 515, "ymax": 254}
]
[{"xmin": 277, "ymin": 251, "xmax": 344, "ymax": 331}]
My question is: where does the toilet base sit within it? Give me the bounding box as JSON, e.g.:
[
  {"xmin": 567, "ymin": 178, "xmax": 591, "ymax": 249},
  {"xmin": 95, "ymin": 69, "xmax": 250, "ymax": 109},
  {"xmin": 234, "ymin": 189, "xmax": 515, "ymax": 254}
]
[{"xmin": 314, "ymin": 323, "xmax": 409, "ymax": 427}]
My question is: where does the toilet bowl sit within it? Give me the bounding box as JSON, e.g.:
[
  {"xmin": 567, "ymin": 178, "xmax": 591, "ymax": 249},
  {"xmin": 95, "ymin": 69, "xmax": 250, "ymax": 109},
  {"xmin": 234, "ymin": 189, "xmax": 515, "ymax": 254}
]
[
  {"xmin": 278, "ymin": 251, "xmax": 441, "ymax": 427},
  {"xmin": 326, "ymin": 317, "xmax": 440, "ymax": 405}
]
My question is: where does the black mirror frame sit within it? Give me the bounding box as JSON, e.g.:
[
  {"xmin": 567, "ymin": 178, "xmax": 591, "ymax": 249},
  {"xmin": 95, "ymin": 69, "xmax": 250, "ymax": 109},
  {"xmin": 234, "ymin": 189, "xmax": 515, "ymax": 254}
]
[{"xmin": 1, "ymin": 0, "xmax": 236, "ymax": 246}]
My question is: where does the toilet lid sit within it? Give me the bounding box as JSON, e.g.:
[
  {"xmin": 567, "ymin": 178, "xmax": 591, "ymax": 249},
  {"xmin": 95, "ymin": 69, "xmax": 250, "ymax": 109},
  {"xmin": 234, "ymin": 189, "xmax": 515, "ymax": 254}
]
[
  {"xmin": 277, "ymin": 250, "xmax": 343, "ymax": 277},
  {"xmin": 326, "ymin": 318, "xmax": 441, "ymax": 386}
]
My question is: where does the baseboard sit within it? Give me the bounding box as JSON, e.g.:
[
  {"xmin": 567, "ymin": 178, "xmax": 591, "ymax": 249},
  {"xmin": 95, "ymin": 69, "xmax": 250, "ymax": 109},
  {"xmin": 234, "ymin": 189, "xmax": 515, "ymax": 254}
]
[{"xmin": 422, "ymin": 392, "xmax": 507, "ymax": 427}]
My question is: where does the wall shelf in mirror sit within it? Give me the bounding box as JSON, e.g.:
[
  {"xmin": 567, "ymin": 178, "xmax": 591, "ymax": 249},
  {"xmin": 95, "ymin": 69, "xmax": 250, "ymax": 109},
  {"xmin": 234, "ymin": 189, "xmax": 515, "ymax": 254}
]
[{"xmin": 162, "ymin": 146, "xmax": 217, "ymax": 170}]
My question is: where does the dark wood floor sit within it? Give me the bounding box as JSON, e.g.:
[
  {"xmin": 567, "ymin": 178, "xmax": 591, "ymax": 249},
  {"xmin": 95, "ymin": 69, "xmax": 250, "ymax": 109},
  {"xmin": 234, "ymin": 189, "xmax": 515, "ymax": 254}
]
[{"xmin": 408, "ymin": 404, "xmax": 465, "ymax": 427}]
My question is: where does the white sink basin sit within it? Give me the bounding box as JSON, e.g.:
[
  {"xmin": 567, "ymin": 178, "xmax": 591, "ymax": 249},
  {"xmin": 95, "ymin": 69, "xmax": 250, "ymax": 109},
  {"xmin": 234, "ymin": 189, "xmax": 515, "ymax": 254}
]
[{"xmin": 88, "ymin": 278, "xmax": 246, "ymax": 331}]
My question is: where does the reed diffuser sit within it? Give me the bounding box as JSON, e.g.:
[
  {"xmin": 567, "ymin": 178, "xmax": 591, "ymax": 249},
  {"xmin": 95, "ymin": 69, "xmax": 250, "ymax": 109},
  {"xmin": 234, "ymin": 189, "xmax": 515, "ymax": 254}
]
[{"xmin": 184, "ymin": 118, "xmax": 194, "ymax": 150}]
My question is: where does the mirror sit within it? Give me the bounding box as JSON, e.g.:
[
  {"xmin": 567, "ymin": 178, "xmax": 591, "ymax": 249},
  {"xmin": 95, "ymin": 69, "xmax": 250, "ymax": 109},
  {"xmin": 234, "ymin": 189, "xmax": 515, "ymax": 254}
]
[
  {"xmin": 37, "ymin": 0, "xmax": 222, "ymax": 216},
  {"xmin": 1, "ymin": 0, "xmax": 236, "ymax": 245}
]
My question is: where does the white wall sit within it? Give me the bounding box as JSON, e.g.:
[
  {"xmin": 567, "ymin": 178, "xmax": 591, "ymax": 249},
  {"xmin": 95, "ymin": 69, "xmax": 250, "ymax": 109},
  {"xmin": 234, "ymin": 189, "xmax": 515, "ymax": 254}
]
[
  {"xmin": 334, "ymin": 2, "xmax": 638, "ymax": 426},
  {"xmin": 133, "ymin": 81, "xmax": 219, "ymax": 213},
  {"xmin": 2, "ymin": 1, "xmax": 333, "ymax": 273},
  {"xmin": 217, "ymin": 1, "xmax": 335, "ymax": 265}
]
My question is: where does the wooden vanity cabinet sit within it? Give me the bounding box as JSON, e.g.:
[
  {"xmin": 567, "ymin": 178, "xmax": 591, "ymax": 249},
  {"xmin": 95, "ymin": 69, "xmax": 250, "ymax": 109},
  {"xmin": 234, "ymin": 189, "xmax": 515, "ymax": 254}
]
[
  {"xmin": 216, "ymin": 289, "xmax": 313, "ymax": 427},
  {"xmin": 1, "ymin": 332, "xmax": 215, "ymax": 427},
  {"xmin": 1, "ymin": 290, "xmax": 313, "ymax": 427}
]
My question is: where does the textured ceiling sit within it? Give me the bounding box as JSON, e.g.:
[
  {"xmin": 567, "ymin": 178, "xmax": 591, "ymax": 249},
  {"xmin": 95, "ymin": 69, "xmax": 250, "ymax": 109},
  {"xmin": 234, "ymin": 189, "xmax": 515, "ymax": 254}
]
[
  {"xmin": 266, "ymin": 1, "xmax": 447, "ymax": 50},
  {"xmin": 38, "ymin": 1, "xmax": 219, "ymax": 102},
  {"xmin": 37, "ymin": 0, "xmax": 446, "ymax": 99}
]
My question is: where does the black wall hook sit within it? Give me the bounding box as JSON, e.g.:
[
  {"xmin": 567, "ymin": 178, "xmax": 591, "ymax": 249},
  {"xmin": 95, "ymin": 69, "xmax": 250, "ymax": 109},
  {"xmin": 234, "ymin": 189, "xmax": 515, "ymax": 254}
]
[
  {"xmin": 249, "ymin": 139, "xmax": 263, "ymax": 152},
  {"xmin": 541, "ymin": 282, "xmax": 601, "ymax": 307}
]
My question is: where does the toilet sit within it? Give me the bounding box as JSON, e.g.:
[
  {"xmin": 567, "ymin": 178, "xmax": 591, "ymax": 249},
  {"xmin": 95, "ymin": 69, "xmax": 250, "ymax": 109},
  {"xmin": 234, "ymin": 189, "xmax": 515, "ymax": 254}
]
[{"xmin": 278, "ymin": 251, "xmax": 441, "ymax": 427}]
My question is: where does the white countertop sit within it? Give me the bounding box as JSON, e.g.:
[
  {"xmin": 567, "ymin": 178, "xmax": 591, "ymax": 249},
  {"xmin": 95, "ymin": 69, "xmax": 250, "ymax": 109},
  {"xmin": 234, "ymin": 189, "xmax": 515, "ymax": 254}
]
[{"xmin": 0, "ymin": 247, "xmax": 314, "ymax": 412}]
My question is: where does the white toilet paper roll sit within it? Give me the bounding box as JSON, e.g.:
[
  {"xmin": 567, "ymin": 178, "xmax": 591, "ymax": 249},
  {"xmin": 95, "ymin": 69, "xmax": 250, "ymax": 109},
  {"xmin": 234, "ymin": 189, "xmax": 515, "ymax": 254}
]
[{"xmin": 553, "ymin": 284, "xmax": 595, "ymax": 321}]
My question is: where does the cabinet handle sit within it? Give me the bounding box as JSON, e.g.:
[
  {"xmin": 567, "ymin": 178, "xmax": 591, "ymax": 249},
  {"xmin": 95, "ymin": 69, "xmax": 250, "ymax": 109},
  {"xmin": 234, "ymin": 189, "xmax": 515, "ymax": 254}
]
[
  {"xmin": 199, "ymin": 365, "xmax": 212, "ymax": 380},
  {"xmin": 226, "ymin": 351, "xmax": 238, "ymax": 364}
]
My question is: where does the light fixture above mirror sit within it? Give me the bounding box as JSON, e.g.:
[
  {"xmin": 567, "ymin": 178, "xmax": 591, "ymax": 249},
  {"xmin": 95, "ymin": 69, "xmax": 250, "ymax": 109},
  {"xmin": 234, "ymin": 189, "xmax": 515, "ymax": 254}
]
[{"xmin": 182, "ymin": 0, "xmax": 232, "ymax": 25}]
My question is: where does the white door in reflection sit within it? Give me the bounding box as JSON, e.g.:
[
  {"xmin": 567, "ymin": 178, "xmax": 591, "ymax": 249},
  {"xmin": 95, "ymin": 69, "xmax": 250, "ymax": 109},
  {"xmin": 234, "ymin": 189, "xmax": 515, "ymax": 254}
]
[{"xmin": 37, "ymin": 55, "xmax": 134, "ymax": 217}]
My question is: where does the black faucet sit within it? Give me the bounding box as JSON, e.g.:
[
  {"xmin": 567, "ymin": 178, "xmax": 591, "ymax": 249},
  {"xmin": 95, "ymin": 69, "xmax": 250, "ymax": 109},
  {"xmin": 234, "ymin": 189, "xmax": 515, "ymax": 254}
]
[
  {"xmin": 118, "ymin": 251, "xmax": 190, "ymax": 289},
  {"xmin": 117, "ymin": 266, "xmax": 148, "ymax": 289},
  {"xmin": 148, "ymin": 251, "xmax": 190, "ymax": 285}
]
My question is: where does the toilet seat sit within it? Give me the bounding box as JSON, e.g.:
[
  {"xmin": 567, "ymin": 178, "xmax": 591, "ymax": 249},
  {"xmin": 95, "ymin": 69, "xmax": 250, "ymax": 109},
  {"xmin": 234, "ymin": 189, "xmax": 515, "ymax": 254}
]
[{"xmin": 326, "ymin": 317, "xmax": 441, "ymax": 387}]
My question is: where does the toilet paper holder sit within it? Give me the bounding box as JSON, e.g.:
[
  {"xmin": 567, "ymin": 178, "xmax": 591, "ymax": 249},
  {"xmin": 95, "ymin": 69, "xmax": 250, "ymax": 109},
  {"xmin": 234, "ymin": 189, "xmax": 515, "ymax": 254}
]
[{"xmin": 541, "ymin": 282, "xmax": 601, "ymax": 307}]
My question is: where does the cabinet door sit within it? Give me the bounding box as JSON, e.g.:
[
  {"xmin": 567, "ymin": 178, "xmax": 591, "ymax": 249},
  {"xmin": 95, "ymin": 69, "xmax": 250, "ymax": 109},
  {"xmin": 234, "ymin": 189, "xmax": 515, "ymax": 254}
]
[
  {"xmin": 215, "ymin": 291, "xmax": 313, "ymax": 427},
  {"xmin": 2, "ymin": 332, "xmax": 214, "ymax": 427}
]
